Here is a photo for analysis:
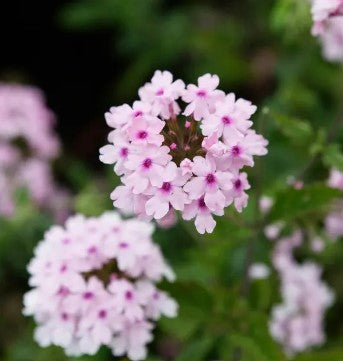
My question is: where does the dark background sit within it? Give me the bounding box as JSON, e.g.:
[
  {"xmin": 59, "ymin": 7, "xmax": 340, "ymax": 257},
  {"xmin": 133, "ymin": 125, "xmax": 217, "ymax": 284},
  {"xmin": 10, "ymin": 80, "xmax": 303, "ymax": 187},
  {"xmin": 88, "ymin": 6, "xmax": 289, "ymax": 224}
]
[{"xmin": 0, "ymin": 1, "xmax": 116, "ymax": 162}]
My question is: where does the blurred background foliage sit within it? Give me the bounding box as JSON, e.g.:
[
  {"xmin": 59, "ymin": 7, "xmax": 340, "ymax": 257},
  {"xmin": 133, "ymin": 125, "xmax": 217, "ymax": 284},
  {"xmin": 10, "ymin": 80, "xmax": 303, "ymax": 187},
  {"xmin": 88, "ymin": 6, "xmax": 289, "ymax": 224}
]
[{"xmin": 1, "ymin": 0, "xmax": 343, "ymax": 360}]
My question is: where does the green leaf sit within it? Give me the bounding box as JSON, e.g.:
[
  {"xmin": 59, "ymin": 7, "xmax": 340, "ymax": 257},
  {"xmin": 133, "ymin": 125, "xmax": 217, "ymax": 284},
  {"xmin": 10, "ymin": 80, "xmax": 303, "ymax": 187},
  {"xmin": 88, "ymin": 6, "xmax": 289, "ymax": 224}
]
[
  {"xmin": 229, "ymin": 333, "xmax": 270, "ymax": 361},
  {"xmin": 293, "ymin": 349, "xmax": 343, "ymax": 361},
  {"xmin": 270, "ymin": 112, "xmax": 313, "ymax": 145},
  {"xmin": 174, "ymin": 337, "xmax": 214, "ymax": 361},
  {"xmin": 268, "ymin": 183, "xmax": 341, "ymax": 222},
  {"xmin": 322, "ymin": 143, "xmax": 343, "ymax": 172}
]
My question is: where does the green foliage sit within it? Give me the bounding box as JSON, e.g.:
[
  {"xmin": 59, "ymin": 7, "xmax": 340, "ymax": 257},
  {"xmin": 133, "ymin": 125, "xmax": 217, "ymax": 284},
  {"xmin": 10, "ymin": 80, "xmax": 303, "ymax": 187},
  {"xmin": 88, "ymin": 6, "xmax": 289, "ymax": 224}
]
[
  {"xmin": 269, "ymin": 184, "xmax": 341, "ymax": 222},
  {"xmin": 323, "ymin": 144, "xmax": 343, "ymax": 172}
]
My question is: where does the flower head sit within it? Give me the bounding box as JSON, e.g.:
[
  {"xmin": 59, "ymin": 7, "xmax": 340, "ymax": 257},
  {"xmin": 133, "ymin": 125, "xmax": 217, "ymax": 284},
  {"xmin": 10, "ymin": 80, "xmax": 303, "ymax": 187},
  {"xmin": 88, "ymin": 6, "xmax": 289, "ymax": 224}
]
[
  {"xmin": 270, "ymin": 231, "xmax": 334, "ymax": 355},
  {"xmin": 310, "ymin": 0, "xmax": 343, "ymax": 62},
  {"xmin": 100, "ymin": 71, "xmax": 268, "ymax": 233},
  {"xmin": 0, "ymin": 83, "xmax": 68, "ymax": 220},
  {"xmin": 23, "ymin": 212, "xmax": 177, "ymax": 360}
]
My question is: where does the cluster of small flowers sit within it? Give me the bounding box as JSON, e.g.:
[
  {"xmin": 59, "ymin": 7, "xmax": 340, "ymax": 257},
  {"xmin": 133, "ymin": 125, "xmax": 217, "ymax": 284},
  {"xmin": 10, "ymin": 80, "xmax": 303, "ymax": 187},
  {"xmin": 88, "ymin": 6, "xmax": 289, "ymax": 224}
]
[
  {"xmin": 100, "ymin": 71, "xmax": 268, "ymax": 234},
  {"xmin": 0, "ymin": 84, "xmax": 68, "ymax": 220},
  {"xmin": 269, "ymin": 231, "xmax": 334, "ymax": 355},
  {"xmin": 23, "ymin": 212, "xmax": 177, "ymax": 361},
  {"xmin": 310, "ymin": 0, "xmax": 343, "ymax": 62},
  {"xmin": 325, "ymin": 168, "xmax": 343, "ymax": 239}
]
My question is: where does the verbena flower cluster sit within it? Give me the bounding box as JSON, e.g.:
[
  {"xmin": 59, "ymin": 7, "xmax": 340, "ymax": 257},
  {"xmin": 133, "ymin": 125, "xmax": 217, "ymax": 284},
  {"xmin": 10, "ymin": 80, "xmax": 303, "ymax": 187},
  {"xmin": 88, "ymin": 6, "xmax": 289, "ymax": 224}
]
[
  {"xmin": 269, "ymin": 231, "xmax": 334, "ymax": 355},
  {"xmin": 23, "ymin": 212, "xmax": 177, "ymax": 361},
  {"xmin": 311, "ymin": 0, "xmax": 343, "ymax": 62},
  {"xmin": 100, "ymin": 71, "xmax": 268, "ymax": 234},
  {"xmin": 0, "ymin": 84, "xmax": 68, "ymax": 220},
  {"xmin": 325, "ymin": 168, "xmax": 343, "ymax": 239}
]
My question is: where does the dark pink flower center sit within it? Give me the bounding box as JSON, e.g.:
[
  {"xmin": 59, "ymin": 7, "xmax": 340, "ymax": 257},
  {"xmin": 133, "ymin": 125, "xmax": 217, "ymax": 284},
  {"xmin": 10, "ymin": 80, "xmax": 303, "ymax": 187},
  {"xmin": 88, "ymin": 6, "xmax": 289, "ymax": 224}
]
[
  {"xmin": 153, "ymin": 291, "xmax": 160, "ymax": 300},
  {"xmin": 83, "ymin": 291, "xmax": 94, "ymax": 300},
  {"xmin": 62, "ymin": 238, "xmax": 70, "ymax": 244},
  {"xmin": 98, "ymin": 309, "xmax": 107, "ymax": 319},
  {"xmin": 234, "ymin": 179, "xmax": 242, "ymax": 190},
  {"xmin": 222, "ymin": 115, "xmax": 232, "ymax": 125},
  {"xmin": 197, "ymin": 89, "xmax": 207, "ymax": 97},
  {"xmin": 61, "ymin": 312, "xmax": 69, "ymax": 321},
  {"xmin": 125, "ymin": 290, "xmax": 133, "ymax": 300},
  {"xmin": 231, "ymin": 145, "xmax": 241, "ymax": 157},
  {"xmin": 60, "ymin": 264, "xmax": 67, "ymax": 273},
  {"xmin": 134, "ymin": 110, "xmax": 143, "ymax": 117},
  {"xmin": 119, "ymin": 242, "xmax": 129, "ymax": 248},
  {"xmin": 57, "ymin": 286, "xmax": 70, "ymax": 297},
  {"xmin": 161, "ymin": 182, "xmax": 172, "ymax": 193},
  {"xmin": 88, "ymin": 246, "xmax": 97, "ymax": 254},
  {"xmin": 198, "ymin": 197, "xmax": 207, "ymax": 209},
  {"xmin": 206, "ymin": 173, "xmax": 216, "ymax": 184},
  {"xmin": 156, "ymin": 88, "xmax": 164, "ymax": 96},
  {"xmin": 143, "ymin": 158, "xmax": 152, "ymax": 169},
  {"xmin": 120, "ymin": 147, "xmax": 128, "ymax": 158},
  {"xmin": 137, "ymin": 130, "xmax": 148, "ymax": 139}
]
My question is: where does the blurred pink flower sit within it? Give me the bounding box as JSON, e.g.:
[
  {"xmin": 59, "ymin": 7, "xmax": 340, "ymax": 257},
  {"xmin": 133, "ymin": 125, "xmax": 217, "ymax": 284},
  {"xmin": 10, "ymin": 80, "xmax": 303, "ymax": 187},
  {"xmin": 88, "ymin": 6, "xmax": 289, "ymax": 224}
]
[
  {"xmin": 310, "ymin": 0, "xmax": 343, "ymax": 62},
  {"xmin": 270, "ymin": 231, "xmax": 334, "ymax": 355},
  {"xmin": 23, "ymin": 212, "xmax": 177, "ymax": 360},
  {"xmin": 0, "ymin": 83, "xmax": 70, "ymax": 221}
]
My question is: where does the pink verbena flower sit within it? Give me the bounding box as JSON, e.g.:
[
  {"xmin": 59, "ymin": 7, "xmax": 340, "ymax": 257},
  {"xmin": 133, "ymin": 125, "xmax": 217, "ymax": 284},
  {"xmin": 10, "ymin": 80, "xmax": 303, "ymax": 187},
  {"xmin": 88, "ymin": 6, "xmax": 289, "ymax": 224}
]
[
  {"xmin": 269, "ymin": 231, "xmax": 334, "ymax": 355},
  {"xmin": 182, "ymin": 74, "xmax": 225, "ymax": 121},
  {"xmin": 100, "ymin": 71, "xmax": 268, "ymax": 234},
  {"xmin": 0, "ymin": 83, "xmax": 60, "ymax": 159},
  {"xmin": 310, "ymin": 0, "xmax": 343, "ymax": 62},
  {"xmin": 139, "ymin": 70, "xmax": 185, "ymax": 119},
  {"xmin": 0, "ymin": 83, "xmax": 69, "ymax": 221},
  {"xmin": 23, "ymin": 212, "xmax": 177, "ymax": 361},
  {"xmin": 325, "ymin": 168, "xmax": 343, "ymax": 239}
]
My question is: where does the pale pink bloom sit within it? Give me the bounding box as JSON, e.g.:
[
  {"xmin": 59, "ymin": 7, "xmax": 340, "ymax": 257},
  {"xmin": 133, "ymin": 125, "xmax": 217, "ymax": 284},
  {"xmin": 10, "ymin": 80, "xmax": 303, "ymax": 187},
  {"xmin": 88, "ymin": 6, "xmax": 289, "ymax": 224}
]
[
  {"xmin": 248, "ymin": 263, "xmax": 270, "ymax": 280},
  {"xmin": 328, "ymin": 168, "xmax": 343, "ymax": 189},
  {"xmin": 264, "ymin": 221, "xmax": 284, "ymax": 240},
  {"xmin": 215, "ymin": 130, "xmax": 268, "ymax": 171},
  {"xmin": 182, "ymin": 197, "xmax": 224, "ymax": 234},
  {"xmin": 123, "ymin": 145, "xmax": 172, "ymax": 193},
  {"xmin": 136, "ymin": 280, "xmax": 178, "ymax": 320},
  {"xmin": 100, "ymin": 71, "xmax": 268, "ymax": 233},
  {"xmin": 99, "ymin": 131, "xmax": 131, "ymax": 175},
  {"xmin": 311, "ymin": 0, "xmax": 343, "ymax": 35},
  {"xmin": 183, "ymin": 155, "xmax": 233, "ymax": 212},
  {"xmin": 319, "ymin": 17, "xmax": 343, "ymax": 62},
  {"xmin": 23, "ymin": 212, "xmax": 177, "ymax": 360},
  {"xmin": 200, "ymin": 93, "xmax": 255, "ymax": 141},
  {"xmin": 105, "ymin": 102, "xmax": 152, "ymax": 130},
  {"xmin": 224, "ymin": 172, "xmax": 251, "ymax": 212},
  {"xmin": 19, "ymin": 159, "xmax": 55, "ymax": 206},
  {"xmin": 0, "ymin": 83, "xmax": 60, "ymax": 159},
  {"xmin": 111, "ymin": 320, "xmax": 153, "ymax": 361},
  {"xmin": 182, "ymin": 74, "xmax": 225, "ymax": 120},
  {"xmin": 325, "ymin": 169, "xmax": 343, "ymax": 239},
  {"xmin": 311, "ymin": 237, "xmax": 325, "ymax": 253},
  {"xmin": 127, "ymin": 117, "xmax": 165, "ymax": 146},
  {"xmin": 270, "ymin": 231, "xmax": 334, "ymax": 355},
  {"xmin": 310, "ymin": 0, "xmax": 343, "ymax": 62},
  {"xmin": 0, "ymin": 84, "xmax": 69, "ymax": 220},
  {"xmin": 259, "ymin": 195, "xmax": 273, "ymax": 213},
  {"xmin": 325, "ymin": 207, "xmax": 343, "ymax": 239},
  {"xmin": 156, "ymin": 209, "xmax": 177, "ymax": 228},
  {"xmin": 145, "ymin": 162, "xmax": 190, "ymax": 219},
  {"xmin": 139, "ymin": 70, "xmax": 185, "ymax": 119}
]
